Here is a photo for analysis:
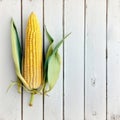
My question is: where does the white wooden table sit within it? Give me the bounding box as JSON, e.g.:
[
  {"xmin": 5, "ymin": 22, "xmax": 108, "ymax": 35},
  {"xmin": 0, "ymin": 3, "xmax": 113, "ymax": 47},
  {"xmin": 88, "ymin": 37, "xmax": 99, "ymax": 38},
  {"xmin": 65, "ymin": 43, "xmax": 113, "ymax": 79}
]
[{"xmin": 0, "ymin": 0, "xmax": 119, "ymax": 120}]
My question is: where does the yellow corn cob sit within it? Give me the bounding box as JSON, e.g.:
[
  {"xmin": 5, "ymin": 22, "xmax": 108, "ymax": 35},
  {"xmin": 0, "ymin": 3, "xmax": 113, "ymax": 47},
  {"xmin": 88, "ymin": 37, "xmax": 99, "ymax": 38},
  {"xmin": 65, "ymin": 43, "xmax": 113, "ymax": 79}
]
[{"xmin": 23, "ymin": 12, "xmax": 42, "ymax": 90}]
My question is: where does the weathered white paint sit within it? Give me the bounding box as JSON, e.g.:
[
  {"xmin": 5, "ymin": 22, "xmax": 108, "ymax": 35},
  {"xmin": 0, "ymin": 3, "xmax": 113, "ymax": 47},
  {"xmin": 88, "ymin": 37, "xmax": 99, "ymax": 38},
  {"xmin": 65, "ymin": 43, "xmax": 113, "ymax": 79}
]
[
  {"xmin": 64, "ymin": 0, "xmax": 84, "ymax": 120},
  {"xmin": 0, "ymin": 0, "xmax": 21, "ymax": 120},
  {"xmin": 22, "ymin": 0, "xmax": 43, "ymax": 120},
  {"xmin": 85, "ymin": 0, "xmax": 106, "ymax": 120},
  {"xmin": 107, "ymin": 0, "xmax": 120, "ymax": 119},
  {"xmin": 44, "ymin": 0, "xmax": 63, "ymax": 119},
  {"xmin": 1, "ymin": 0, "xmax": 120, "ymax": 119}
]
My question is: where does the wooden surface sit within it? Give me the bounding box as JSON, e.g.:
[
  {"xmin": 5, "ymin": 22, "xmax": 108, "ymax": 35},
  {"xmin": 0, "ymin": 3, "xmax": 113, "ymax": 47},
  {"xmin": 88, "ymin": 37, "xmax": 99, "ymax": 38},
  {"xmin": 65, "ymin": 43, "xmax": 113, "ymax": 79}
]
[
  {"xmin": 85, "ymin": 0, "xmax": 106, "ymax": 120},
  {"xmin": 0, "ymin": 0, "xmax": 120, "ymax": 120}
]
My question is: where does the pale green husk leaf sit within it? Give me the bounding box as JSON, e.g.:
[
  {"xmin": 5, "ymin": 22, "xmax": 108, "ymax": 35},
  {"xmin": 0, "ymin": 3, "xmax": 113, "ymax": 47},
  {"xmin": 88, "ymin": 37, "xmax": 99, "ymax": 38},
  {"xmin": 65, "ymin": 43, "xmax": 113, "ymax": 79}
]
[
  {"xmin": 47, "ymin": 52, "xmax": 61, "ymax": 91},
  {"xmin": 11, "ymin": 19, "xmax": 30, "ymax": 90},
  {"xmin": 44, "ymin": 29, "xmax": 71, "ymax": 93}
]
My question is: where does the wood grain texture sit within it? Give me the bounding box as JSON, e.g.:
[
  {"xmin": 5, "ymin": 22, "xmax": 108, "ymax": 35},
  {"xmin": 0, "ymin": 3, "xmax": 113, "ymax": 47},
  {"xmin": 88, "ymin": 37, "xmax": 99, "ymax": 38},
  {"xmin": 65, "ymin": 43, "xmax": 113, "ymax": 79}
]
[
  {"xmin": 44, "ymin": 0, "xmax": 63, "ymax": 119},
  {"xmin": 22, "ymin": 0, "xmax": 43, "ymax": 120},
  {"xmin": 0, "ymin": 0, "xmax": 21, "ymax": 120},
  {"xmin": 1, "ymin": 0, "xmax": 120, "ymax": 119},
  {"xmin": 107, "ymin": 0, "xmax": 120, "ymax": 119},
  {"xmin": 85, "ymin": 0, "xmax": 106, "ymax": 120},
  {"xmin": 64, "ymin": 0, "xmax": 84, "ymax": 119}
]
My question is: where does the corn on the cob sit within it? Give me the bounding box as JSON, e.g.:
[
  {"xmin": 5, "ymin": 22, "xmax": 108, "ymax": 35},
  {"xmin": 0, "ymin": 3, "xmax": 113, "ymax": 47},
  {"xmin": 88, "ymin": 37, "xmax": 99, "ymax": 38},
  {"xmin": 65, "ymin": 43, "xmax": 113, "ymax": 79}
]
[
  {"xmin": 23, "ymin": 12, "xmax": 42, "ymax": 90},
  {"xmin": 11, "ymin": 12, "xmax": 70, "ymax": 106}
]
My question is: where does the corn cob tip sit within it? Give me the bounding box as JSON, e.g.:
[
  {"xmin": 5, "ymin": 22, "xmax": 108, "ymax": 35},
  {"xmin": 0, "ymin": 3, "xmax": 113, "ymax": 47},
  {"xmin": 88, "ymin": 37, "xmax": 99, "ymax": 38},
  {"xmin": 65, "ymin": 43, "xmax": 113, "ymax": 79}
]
[
  {"xmin": 31, "ymin": 12, "xmax": 35, "ymax": 15},
  {"xmin": 30, "ymin": 12, "xmax": 36, "ymax": 18}
]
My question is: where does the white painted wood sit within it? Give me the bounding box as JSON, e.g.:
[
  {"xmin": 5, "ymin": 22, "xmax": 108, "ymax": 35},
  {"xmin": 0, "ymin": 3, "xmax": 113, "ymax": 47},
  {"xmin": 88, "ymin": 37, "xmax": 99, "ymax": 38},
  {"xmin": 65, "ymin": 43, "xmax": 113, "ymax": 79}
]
[
  {"xmin": 85, "ymin": 0, "xmax": 106, "ymax": 120},
  {"xmin": 107, "ymin": 0, "xmax": 120, "ymax": 119},
  {"xmin": 64, "ymin": 0, "xmax": 84, "ymax": 119},
  {"xmin": 22, "ymin": 0, "xmax": 43, "ymax": 120},
  {"xmin": 2, "ymin": 0, "xmax": 120, "ymax": 119},
  {"xmin": 0, "ymin": 0, "xmax": 21, "ymax": 120},
  {"xmin": 44, "ymin": 0, "xmax": 63, "ymax": 119}
]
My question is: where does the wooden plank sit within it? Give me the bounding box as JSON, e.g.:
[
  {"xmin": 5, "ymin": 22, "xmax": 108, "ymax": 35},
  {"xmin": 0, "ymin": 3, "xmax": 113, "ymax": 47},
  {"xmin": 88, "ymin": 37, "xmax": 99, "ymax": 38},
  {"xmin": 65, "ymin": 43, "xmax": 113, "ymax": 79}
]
[
  {"xmin": 0, "ymin": 0, "xmax": 21, "ymax": 120},
  {"xmin": 64, "ymin": 0, "xmax": 84, "ymax": 119},
  {"xmin": 44, "ymin": 0, "xmax": 63, "ymax": 119},
  {"xmin": 22, "ymin": 0, "xmax": 43, "ymax": 120},
  {"xmin": 107, "ymin": 0, "xmax": 120, "ymax": 119},
  {"xmin": 85, "ymin": 0, "xmax": 106, "ymax": 120}
]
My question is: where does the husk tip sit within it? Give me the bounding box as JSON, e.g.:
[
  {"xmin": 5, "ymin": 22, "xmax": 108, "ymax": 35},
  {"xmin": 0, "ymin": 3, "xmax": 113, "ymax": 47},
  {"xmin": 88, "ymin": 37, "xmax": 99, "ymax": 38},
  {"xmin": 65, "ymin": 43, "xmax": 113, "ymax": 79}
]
[{"xmin": 11, "ymin": 18, "xmax": 14, "ymax": 25}]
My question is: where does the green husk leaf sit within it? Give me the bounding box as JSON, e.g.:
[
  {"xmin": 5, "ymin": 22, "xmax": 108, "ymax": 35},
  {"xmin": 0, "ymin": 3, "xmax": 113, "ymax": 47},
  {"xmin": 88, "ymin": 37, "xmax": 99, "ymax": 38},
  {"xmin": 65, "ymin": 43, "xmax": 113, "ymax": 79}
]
[
  {"xmin": 43, "ymin": 32, "xmax": 71, "ymax": 93},
  {"xmin": 11, "ymin": 19, "xmax": 22, "ymax": 71},
  {"xmin": 52, "ymin": 32, "xmax": 71, "ymax": 54},
  {"xmin": 45, "ymin": 26, "xmax": 54, "ymax": 44},
  {"xmin": 44, "ymin": 28, "xmax": 54, "ymax": 83},
  {"xmin": 45, "ymin": 27, "xmax": 54, "ymax": 59},
  {"xmin": 46, "ymin": 43, "xmax": 54, "ymax": 59},
  {"xmin": 7, "ymin": 81, "xmax": 18, "ymax": 92},
  {"xmin": 17, "ymin": 79, "xmax": 22, "ymax": 93},
  {"xmin": 47, "ymin": 52, "xmax": 61, "ymax": 91},
  {"xmin": 7, "ymin": 79, "xmax": 21, "ymax": 93},
  {"xmin": 11, "ymin": 19, "xmax": 30, "ymax": 90}
]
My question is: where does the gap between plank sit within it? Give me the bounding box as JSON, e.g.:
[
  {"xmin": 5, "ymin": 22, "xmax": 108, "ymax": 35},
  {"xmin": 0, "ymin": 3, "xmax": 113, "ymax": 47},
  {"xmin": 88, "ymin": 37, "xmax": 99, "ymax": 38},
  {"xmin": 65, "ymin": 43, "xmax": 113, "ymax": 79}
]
[
  {"xmin": 84, "ymin": 0, "xmax": 86, "ymax": 120},
  {"xmin": 106, "ymin": 0, "xmax": 108, "ymax": 120},
  {"xmin": 62, "ymin": 0, "xmax": 65, "ymax": 119},
  {"xmin": 21, "ymin": 0, "xmax": 23, "ymax": 120},
  {"xmin": 43, "ymin": 0, "xmax": 45, "ymax": 120}
]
